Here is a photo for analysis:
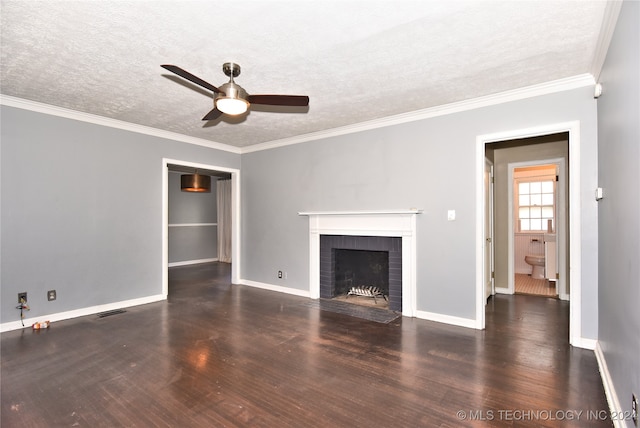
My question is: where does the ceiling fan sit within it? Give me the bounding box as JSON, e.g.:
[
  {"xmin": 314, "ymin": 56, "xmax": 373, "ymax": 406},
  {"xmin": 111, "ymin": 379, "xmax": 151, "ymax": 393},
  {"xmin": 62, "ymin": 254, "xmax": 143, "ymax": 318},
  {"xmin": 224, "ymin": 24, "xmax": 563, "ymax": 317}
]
[{"xmin": 161, "ymin": 62, "xmax": 309, "ymax": 121}]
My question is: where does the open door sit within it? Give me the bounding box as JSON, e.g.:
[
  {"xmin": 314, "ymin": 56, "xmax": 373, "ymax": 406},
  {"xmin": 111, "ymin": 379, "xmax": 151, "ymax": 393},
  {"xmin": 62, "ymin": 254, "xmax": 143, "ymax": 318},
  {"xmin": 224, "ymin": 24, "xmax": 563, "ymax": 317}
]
[{"xmin": 484, "ymin": 158, "xmax": 494, "ymax": 303}]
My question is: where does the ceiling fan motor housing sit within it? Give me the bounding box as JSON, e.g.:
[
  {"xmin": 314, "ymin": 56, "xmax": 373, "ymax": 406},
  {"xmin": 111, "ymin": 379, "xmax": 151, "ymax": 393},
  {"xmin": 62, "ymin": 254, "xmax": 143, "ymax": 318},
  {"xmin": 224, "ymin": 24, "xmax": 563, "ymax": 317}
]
[
  {"xmin": 215, "ymin": 81, "xmax": 249, "ymax": 115},
  {"xmin": 217, "ymin": 81, "xmax": 248, "ymax": 102}
]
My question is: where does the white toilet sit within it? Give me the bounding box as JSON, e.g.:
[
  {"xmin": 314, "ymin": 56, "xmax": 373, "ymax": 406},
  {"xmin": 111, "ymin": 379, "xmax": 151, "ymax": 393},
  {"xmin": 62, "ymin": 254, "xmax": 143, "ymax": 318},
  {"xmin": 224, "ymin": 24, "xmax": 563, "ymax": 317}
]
[{"xmin": 524, "ymin": 254, "xmax": 545, "ymax": 279}]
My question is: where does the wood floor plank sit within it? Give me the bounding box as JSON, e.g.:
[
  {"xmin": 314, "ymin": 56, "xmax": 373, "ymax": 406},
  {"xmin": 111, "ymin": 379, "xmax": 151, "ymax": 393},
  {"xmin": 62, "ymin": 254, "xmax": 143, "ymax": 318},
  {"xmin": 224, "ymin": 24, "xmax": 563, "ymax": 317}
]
[{"xmin": 1, "ymin": 262, "xmax": 611, "ymax": 427}]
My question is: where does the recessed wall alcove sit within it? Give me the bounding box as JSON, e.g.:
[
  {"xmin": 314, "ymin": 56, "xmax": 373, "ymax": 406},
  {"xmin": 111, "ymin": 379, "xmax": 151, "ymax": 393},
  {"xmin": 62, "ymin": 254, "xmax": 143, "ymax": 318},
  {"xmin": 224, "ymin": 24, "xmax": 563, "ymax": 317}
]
[{"xmin": 299, "ymin": 210, "xmax": 420, "ymax": 317}]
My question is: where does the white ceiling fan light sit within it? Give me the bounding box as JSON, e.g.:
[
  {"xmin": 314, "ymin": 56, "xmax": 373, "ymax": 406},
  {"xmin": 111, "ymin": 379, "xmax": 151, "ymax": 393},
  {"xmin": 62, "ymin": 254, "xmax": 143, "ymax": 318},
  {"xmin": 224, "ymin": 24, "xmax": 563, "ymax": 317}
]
[
  {"xmin": 215, "ymin": 70, "xmax": 250, "ymax": 115},
  {"xmin": 215, "ymin": 97, "xmax": 249, "ymax": 115}
]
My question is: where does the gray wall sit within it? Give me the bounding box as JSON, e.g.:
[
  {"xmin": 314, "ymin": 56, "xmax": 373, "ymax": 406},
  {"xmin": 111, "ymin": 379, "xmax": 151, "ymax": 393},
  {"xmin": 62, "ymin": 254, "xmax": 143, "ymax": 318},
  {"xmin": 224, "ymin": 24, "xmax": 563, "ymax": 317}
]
[
  {"xmin": 492, "ymin": 139, "xmax": 569, "ymax": 291},
  {"xmin": 597, "ymin": 0, "xmax": 640, "ymax": 422},
  {"xmin": 168, "ymin": 171, "xmax": 218, "ymax": 264},
  {"xmin": 2, "ymin": 87, "xmax": 601, "ymax": 339},
  {"xmin": 1, "ymin": 106, "xmax": 240, "ymax": 323},
  {"xmin": 242, "ymin": 86, "xmax": 599, "ymax": 336}
]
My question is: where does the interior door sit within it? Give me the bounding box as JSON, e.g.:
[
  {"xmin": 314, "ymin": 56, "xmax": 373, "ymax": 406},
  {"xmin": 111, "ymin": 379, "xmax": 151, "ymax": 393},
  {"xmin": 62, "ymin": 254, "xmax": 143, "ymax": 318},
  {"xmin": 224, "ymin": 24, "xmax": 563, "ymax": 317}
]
[{"xmin": 484, "ymin": 158, "xmax": 494, "ymax": 302}]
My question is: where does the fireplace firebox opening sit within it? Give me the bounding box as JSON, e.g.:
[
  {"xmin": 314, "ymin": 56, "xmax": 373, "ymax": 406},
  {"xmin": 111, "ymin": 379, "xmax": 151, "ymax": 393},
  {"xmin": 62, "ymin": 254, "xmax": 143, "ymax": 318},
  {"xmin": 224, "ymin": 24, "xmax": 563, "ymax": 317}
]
[
  {"xmin": 320, "ymin": 235, "xmax": 402, "ymax": 312},
  {"xmin": 335, "ymin": 249, "xmax": 389, "ymax": 300}
]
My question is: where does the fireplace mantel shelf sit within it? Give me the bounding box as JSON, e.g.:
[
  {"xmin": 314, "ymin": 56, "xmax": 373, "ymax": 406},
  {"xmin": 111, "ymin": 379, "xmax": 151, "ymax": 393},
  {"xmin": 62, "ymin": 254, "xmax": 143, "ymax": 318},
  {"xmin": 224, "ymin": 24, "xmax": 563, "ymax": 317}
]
[{"xmin": 298, "ymin": 209, "xmax": 422, "ymax": 216}]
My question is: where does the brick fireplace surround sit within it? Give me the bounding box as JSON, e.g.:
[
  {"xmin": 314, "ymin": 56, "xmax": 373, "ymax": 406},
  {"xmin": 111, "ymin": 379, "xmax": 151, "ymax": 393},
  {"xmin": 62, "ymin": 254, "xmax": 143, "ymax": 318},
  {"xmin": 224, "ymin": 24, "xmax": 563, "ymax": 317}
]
[{"xmin": 299, "ymin": 210, "xmax": 420, "ymax": 317}]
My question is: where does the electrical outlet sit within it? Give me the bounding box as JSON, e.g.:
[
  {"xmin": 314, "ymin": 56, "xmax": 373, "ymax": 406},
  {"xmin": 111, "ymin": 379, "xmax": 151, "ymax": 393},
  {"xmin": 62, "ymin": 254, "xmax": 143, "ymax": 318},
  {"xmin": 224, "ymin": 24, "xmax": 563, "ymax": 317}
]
[
  {"xmin": 47, "ymin": 290, "xmax": 57, "ymax": 301},
  {"xmin": 632, "ymin": 393, "xmax": 638, "ymax": 426},
  {"xmin": 18, "ymin": 292, "xmax": 27, "ymax": 303},
  {"xmin": 277, "ymin": 270, "xmax": 283, "ymax": 279}
]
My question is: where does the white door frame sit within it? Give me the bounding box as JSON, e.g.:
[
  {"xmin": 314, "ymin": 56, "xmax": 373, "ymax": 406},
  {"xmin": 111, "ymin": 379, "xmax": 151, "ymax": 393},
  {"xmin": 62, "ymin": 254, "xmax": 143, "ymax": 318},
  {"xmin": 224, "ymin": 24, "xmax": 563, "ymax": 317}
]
[
  {"xmin": 162, "ymin": 158, "xmax": 241, "ymax": 296},
  {"xmin": 475, "ymin": 121, "xmax": 581, "ymax": 346},
  {"xmin": 506, "ymin": 158, "xmax": 567, "ymax": 299}
]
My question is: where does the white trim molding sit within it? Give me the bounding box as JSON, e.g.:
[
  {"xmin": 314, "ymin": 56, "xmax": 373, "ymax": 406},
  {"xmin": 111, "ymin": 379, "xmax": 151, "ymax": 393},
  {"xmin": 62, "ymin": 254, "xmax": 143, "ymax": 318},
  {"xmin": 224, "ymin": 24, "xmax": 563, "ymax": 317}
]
[
  {"xmin": 573, "ymin": 337, "xmax": 597, "ymax": 351},
  {"xmin": 299, "ymin": 210, "xmax": 420, "ymax": 318},
  {"xmin": 243, "ymin": 74, "xmax": 595, "ymax": 153},
  {"xmin": 298, "ymin": 209, "xmax": 422, "ymax": 216},
  {"xmin": 0, "ymin": 95, "xmax": 241, "ymax": 154},
  {"xmin": 0, "ymin": 294, "xmax": 165, "ymax": 333},
  {"xmin": 595, "ymin": 342, "xmax": 625, "ymax": 428},
  {"xmin": 415, "ymin": 310, "xmax": 478, "ymax": 329},
  {"xmin": 590, "ymin": 1, "xmax": 624, "ymax": 81},
  {"xmin": 168, "ymin": 258, "xmax": 218, "ymax": 268},
  {"xmin": 240, "ymin": 279, "xmax": 311, "ymax": 298},
  {"xmin": 2, "ymin": 74, "xmax": 595, "ymax": 156},
  {"xmin": 168, "ymin": 223, "xmax": 218, "ymax": 227},
  {"xmin": 494, "ymin": 287, "xmax": 512, "ymax": 295}
]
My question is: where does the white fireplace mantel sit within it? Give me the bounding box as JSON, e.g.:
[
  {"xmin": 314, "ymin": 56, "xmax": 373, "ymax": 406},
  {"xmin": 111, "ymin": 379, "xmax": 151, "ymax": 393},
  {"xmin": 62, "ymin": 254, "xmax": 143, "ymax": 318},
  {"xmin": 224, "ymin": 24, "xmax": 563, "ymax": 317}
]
[
  {"xmin": 299, "ymin": 210, "xmax": 421, "ymax": 317},
  {"xmin": 298, "ymin": 209, "xmax": 422, "ymax": 216}
]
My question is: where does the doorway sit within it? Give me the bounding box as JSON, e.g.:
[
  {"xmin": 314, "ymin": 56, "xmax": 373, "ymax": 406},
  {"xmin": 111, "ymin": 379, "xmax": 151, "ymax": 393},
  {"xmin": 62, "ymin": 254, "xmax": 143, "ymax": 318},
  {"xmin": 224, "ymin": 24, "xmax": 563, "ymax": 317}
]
[
  {"xmin": 162, "ymin": 158, "xmax": 241, "ymax": 297},
  {"xmin": 509, "ymin": 160, "xmax": 566, "ymax": 299},
  {"xmin": 476, "ymin": 122, "xmax": 582, "ymax": 346}
]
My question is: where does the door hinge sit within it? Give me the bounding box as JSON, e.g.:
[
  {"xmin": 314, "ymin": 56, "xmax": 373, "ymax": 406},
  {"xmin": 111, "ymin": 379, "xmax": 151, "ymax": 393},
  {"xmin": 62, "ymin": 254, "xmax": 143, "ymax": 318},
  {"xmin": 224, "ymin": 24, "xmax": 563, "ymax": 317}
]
[
  {"xmin": 556, "ymin": 273, "xmax": 560, "ymax": 279},
  {"xmin": 556, "ymin": 175, "xmax": 559, "ymax": 182},
  {"xmin": 491, "ymin": 272, "xmax": 495, "ymax": 279}
]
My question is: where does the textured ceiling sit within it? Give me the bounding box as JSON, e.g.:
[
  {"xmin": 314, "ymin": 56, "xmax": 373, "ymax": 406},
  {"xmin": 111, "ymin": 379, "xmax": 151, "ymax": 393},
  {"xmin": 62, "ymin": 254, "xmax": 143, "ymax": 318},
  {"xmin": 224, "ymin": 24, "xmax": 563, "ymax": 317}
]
[{"xmin": 1, "ymin": 1, "xmax": 608, "ymax": 150}]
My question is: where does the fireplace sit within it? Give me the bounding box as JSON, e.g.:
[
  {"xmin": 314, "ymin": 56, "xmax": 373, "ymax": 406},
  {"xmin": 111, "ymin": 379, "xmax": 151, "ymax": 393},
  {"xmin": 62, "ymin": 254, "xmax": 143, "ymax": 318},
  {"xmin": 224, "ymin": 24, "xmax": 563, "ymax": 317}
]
[
  {"xmin": 335, "ymin": 249, "xmax": 388, "ymax": 295},
  {"xmin": 299, "ymin": 210, "xmax": 420, "ymax": 317},
  {"xmin": 320, "ymin": 235, "xmax": 402, "ymax": 311}
]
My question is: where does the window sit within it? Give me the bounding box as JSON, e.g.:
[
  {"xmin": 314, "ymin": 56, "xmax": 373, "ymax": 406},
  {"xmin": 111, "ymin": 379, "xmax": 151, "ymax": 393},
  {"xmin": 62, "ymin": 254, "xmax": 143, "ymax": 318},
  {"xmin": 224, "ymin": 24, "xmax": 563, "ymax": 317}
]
[{"xmin": 517, "ymin": 180, "xmax": 555, "ymax": 232}]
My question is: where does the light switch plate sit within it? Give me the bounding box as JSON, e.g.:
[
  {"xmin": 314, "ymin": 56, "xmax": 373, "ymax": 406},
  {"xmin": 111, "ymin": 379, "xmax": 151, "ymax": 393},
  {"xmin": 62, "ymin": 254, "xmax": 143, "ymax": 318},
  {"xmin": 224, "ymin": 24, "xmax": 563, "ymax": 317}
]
[
  {"xmin": 595, "ymin": 187, "xmax": 604, "ymax": 201},
  {"xmin": 447, "ymin": 210, "xmax": 456, "ymax": 221}
]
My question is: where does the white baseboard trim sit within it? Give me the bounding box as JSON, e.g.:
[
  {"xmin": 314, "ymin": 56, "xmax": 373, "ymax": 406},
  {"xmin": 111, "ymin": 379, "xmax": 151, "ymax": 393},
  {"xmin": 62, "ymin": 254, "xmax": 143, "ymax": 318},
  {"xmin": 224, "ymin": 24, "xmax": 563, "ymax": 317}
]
[
  {"xmin": 495, "ymin": 287, "xmax": 513, "ymax": 295},
  {"xmin": 239, "ymin": 279, "xmax": 311, "ymax": 298},
  {"xmin": 0, "ymin": 294, "xmax": 166, "ymax": 333},
  {"xmin": 595, "ymin": 342, "xmax": 625, "ymax": 428},
  {"xmin": 571, "ymin": 337, "xmax": 597, "ymax": 350},
  {"xmin": 415, "ymin": 310, "xmax": 478, "ymax": 329},
  {"xmin": 237, "ymin": 283, "xmax": 475, "ymax": 329},
  {"xmin": 168, "ymin": 258, "xmax": 218, "ymax": 268}
]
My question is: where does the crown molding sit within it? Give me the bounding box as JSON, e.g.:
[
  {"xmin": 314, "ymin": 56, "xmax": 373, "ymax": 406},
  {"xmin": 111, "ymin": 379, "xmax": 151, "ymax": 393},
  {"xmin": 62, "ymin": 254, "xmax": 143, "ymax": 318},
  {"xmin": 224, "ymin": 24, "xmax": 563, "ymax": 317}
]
[
  {"xmin": 2, "ymin": 73, "xmax": 595, "ymax": 156},
  {"xmin": 0, "ymin": 95, "xmax": 242, "ymax": 154},
  {"xmin": 590, "ymin": 0, "xmax": 623, "ymax": 82},
  {"xmin": 242, "ymin": 73, "xmax": 595, "ymax": 153}
]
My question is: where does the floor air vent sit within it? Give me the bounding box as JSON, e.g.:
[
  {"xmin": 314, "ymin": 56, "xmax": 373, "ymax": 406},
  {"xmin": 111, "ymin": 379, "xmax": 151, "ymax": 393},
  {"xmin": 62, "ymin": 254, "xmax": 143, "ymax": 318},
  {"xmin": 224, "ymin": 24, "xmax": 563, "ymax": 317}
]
[{"xmin": 97, "ymin": 309, "xmax": 126, "ymax": 318}]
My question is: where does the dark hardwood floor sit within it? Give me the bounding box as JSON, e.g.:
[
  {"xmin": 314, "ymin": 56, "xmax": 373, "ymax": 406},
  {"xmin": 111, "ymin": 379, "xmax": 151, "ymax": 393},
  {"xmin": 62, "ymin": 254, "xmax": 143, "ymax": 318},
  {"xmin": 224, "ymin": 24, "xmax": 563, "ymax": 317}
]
[{"xmin": 1, "ymin": 263, "xmax": 611, "ymax": 427}]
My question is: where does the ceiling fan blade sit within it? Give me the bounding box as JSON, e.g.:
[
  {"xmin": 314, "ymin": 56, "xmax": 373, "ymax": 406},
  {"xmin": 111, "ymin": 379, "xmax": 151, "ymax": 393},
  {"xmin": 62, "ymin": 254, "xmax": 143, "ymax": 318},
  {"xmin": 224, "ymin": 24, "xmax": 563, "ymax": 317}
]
[
  {"xmin": 161, "ymin": 64, "xmax": 223, "ymax": 94},
  {"xmin": 202, "ymin": 108, "xmax": 222, "ymax": 121},
  {"xmin": 247, "ymin": 94, "xmax": 309, "ymax": 107}
]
